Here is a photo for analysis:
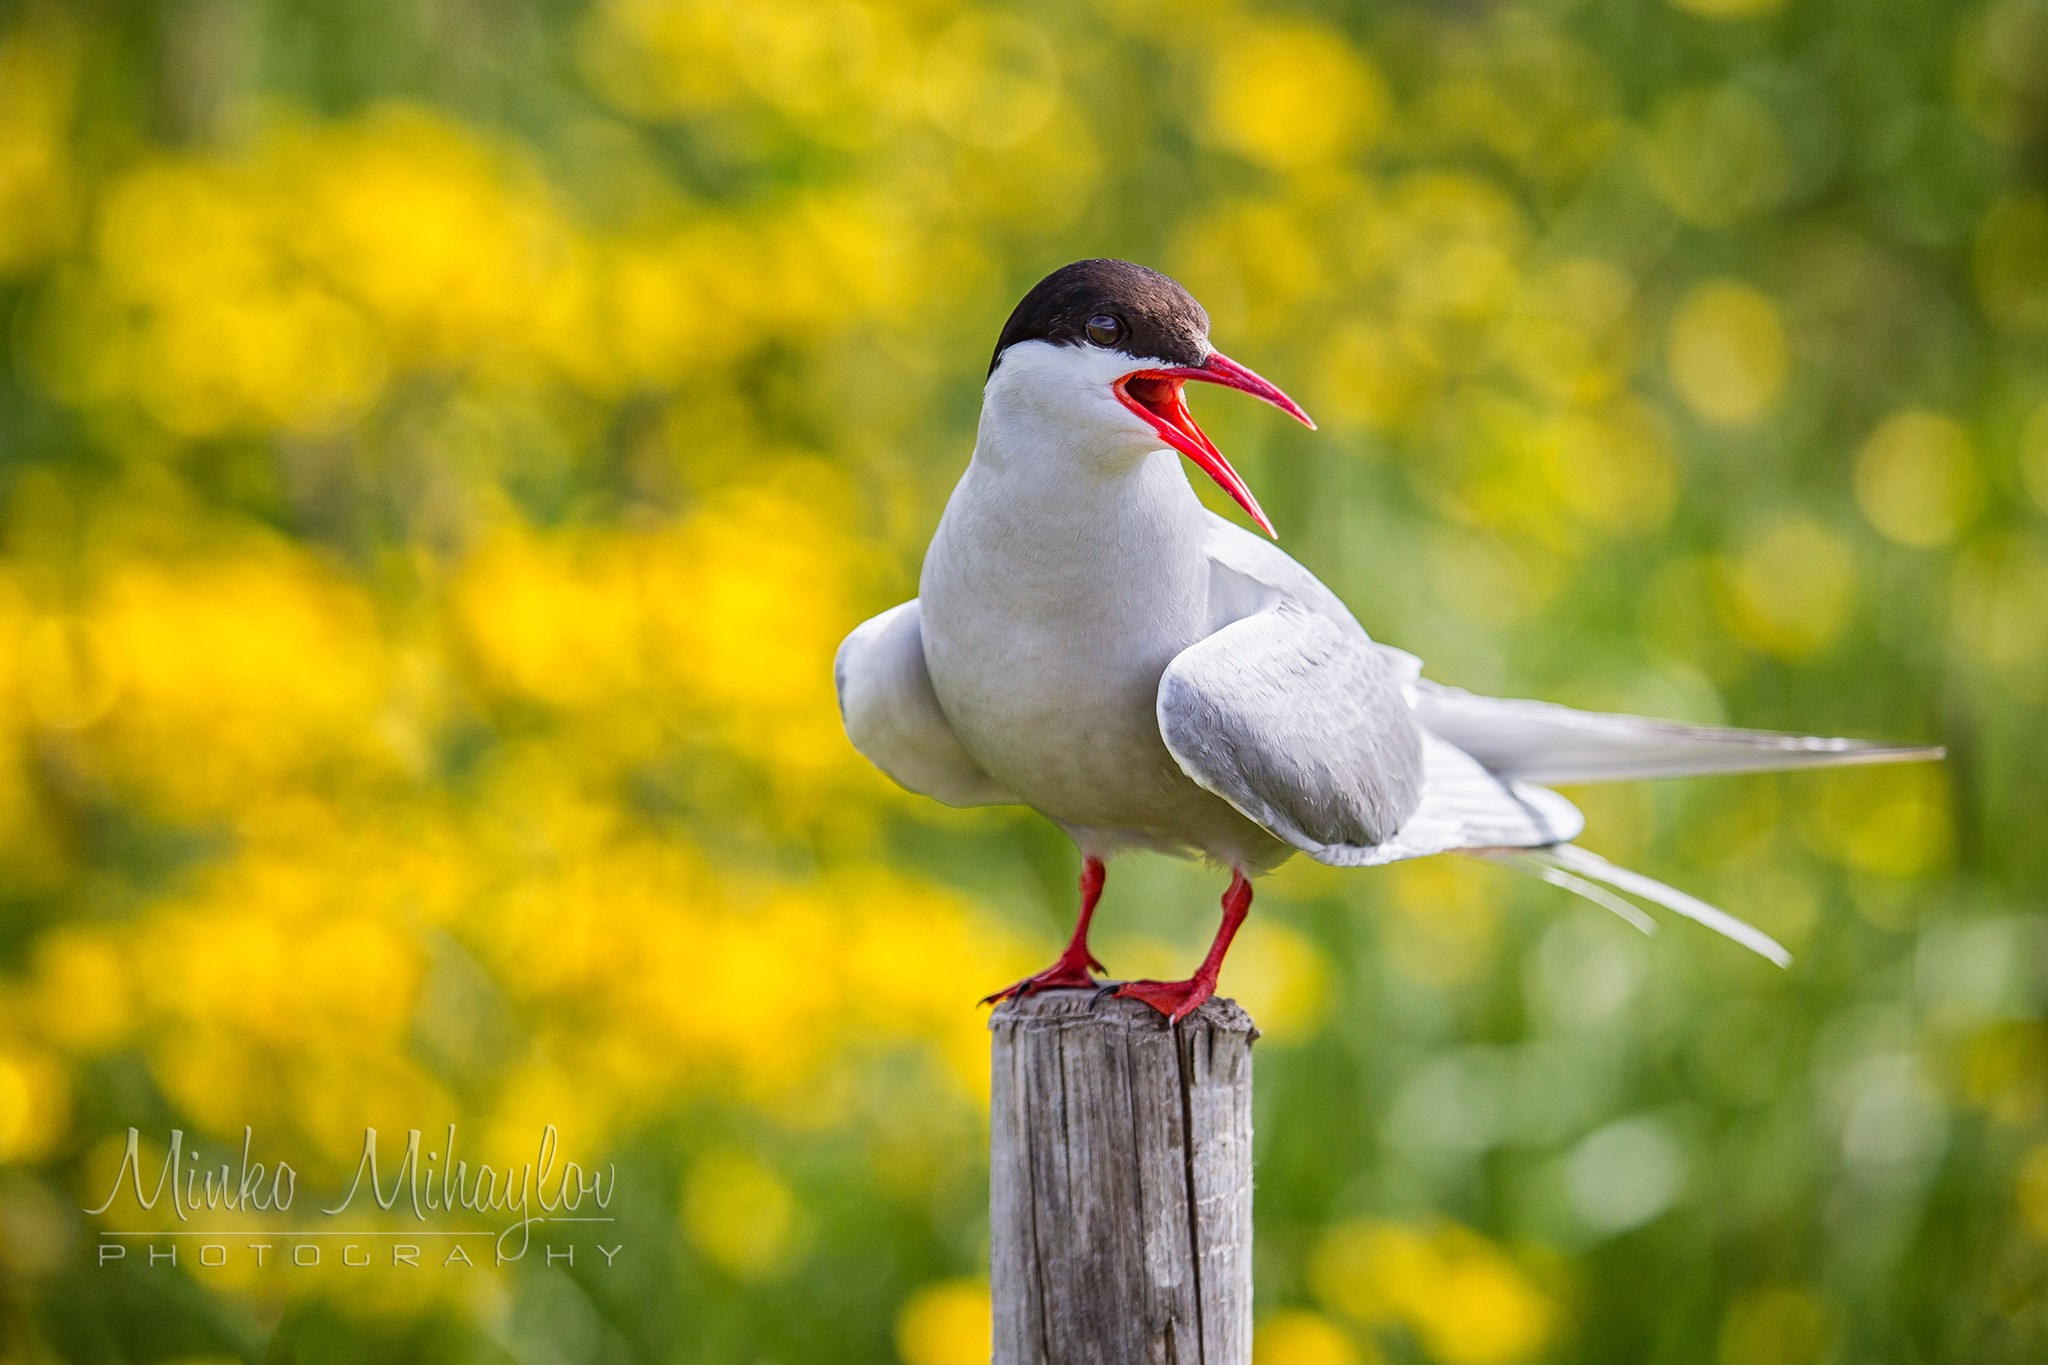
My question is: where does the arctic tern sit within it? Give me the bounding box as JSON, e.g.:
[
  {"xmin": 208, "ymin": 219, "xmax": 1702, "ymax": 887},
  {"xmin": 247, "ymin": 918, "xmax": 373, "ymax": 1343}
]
[{"xmin": 836, "ymin": 259, "xmax": 1941, "ymax": 1021}]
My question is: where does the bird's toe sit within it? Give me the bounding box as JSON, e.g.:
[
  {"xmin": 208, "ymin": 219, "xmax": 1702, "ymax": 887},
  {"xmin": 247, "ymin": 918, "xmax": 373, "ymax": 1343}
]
[
  {"xmin": 1110, "ymin": 976, "xmax": 1216, "ymax": 1023},
  {"xmin": 979, "ymin": 957, "xmax": 1101, "ymax": 1006}
]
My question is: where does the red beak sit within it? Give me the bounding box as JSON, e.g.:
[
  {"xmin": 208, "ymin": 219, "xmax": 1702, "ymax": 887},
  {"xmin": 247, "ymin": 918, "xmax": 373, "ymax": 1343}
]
[{"xmin": 1113, "ymin": 350, "xmax": 1314, "ymax": 539}]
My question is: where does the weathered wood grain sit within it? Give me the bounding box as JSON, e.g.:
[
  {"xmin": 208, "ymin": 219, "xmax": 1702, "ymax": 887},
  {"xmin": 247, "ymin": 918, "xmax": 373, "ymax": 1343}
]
[{"xmin": 989, "ymin": 990, "xmax": 1258, "ymax": 1365}]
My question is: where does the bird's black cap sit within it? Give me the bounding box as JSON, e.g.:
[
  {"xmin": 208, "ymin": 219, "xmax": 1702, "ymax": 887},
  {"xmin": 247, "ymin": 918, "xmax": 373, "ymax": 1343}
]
[{"xmin": 989, "ymin": 259, "xmax": 1210, "ymax": 376}]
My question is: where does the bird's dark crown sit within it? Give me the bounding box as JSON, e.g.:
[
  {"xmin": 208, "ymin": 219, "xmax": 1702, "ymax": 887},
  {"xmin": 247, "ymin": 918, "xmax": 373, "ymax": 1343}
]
[{"xmin": 989, "ymin": 259, "xmax": 1209, "ymax": 377}]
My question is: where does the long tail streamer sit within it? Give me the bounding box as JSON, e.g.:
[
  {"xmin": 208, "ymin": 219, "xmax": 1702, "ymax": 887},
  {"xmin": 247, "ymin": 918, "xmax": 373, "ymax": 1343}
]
[{"xmin": 1482, "ymin": 844, "xmax": 1791, "ymax": 968}]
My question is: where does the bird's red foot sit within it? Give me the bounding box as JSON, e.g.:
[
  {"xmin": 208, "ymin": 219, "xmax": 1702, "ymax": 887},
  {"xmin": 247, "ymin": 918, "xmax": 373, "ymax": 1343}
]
[
  {"xmin": 1104, "ymin": 870, "xmax": 1251, "ymax": 1024},
  {"xmin": 980, "ymin": 949, "xmax": 1108, "ymax": 1006},
  {"xmin": 983, "ymin": 855, "xmax": 1110, "ymax": 1006},
  {"xmin": 1111, "ymin": 974, "xmax": 1217, "ymax": 1024}
]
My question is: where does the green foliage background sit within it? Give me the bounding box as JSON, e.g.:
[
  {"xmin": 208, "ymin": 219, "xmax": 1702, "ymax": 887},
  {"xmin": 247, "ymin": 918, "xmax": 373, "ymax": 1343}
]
[{"xmin": 0, "ymin": 0, "xmax": 2044, "ymax": 1362}]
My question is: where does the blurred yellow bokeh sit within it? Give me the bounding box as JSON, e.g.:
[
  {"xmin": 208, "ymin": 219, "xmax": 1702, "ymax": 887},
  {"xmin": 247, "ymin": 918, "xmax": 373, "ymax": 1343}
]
[
  {"xmin": 1715, "ymin": 516, "xmax": 1856, "ymax": 660},
  {"xmin": 1312, "ymin": 1219, "xmax": 1556, "ymax": 1365},
  {"xmin": 1716, "ymin": 1285, "xmax": 1831, "ymax": 1365},
  {"xmin": 684, "ymin": 1149, "xmax": 800, "ymax": 1280},
  {"xmin": 1205, "ymin": 23, "xmax": 1389, "ymax": 171},
  {"xmin": 1854, "ymin": 410, "xmax": 1980, "ymax": 548},
  {"xmin": 896, "ymin": 1278, "xmax": 992, "ymax": 1365},
  {"xmin": 1641, "ymin": 86, "xmax": 1788, "ymax": 229},
  {"xmin": 1668, "ymin": 0, "xmax": 1786, "ymax": 17},
  {"xmin": 1667, "ymin": 280, "xmax": 1787, "ymax": 427},
  {"xmin": 1256, "ymin": 1308, "xmax": 1373, "ymax": 1365}
]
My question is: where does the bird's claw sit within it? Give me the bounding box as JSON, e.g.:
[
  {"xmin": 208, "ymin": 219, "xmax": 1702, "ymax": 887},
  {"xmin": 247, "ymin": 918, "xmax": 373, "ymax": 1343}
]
[
  {"xmin": 979, "ymin": 955, "xmax": 1102, "ymax": 1006},
  {"xmin": 1110, "ymin": 976, "xmax": 1217, "ymax": 1024}
]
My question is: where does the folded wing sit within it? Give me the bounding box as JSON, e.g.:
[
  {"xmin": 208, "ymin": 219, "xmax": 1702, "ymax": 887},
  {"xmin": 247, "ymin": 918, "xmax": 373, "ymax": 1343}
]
[
  {"xmin": 835, "ymin": 600, "xmax": 1013, "ymax": 808},
  {"xmin": 1156, "ymin": 600, "xmax": 1431, "ymax": 860}
]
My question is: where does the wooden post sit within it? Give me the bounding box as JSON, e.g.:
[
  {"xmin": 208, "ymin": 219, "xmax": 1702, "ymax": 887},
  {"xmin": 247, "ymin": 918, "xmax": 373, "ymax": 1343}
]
[{"xmin": 989, "ymin": 990, "xmax": 1258, "ymax": 1365}]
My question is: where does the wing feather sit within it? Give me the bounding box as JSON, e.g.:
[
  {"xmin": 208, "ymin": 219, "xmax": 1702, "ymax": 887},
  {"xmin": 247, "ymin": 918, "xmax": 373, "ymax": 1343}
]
[
  {"xmin": 1308, "ymin": 732, "xmax": 1585, "ymax": 867},
  {"xmin": 835, "ymin": 601, "xmax": 1012, "ymax": 807},
  {"xmin": 1413, "ymin": 683, "xmax": 1942, "ymax": 784},
  {"xmin": 1156, "ymin": 602, "xmax": 1426, "ymax": 858}
]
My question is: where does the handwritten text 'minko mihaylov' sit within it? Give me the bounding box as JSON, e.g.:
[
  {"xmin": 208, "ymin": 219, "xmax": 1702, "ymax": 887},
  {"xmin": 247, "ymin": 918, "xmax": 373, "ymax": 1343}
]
[{"xmin": 85, "ymin": 1124, "xmax": 616, "ymax": 1265}]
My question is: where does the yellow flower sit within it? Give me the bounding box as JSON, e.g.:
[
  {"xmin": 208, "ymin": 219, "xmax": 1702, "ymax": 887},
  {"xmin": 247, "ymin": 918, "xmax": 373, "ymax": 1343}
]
[
  {"xmin": 1669, "ymin": 0, "xmax": 1785, "ymax": 17},
  {"xmin": 922, "ymin": 15, "xmax": 1061, "ymax": 150},
  {"xmin": 28, "ymin": 929, "xmax": 132, "ymax": 1052},
  {"xmin": 18, "ymin": 614, "xmax": 121, "ymax": 730},
  {"xmin": 77, "ymin": 159, "xmax": 386, "ymax": 435},
  {"xmin": 454, "ymin": 529, "xmax": 646, "ymax": 708},
  {"xmin": 734, "ymin": 1, "xmax": 919, "ymax": 146},
  {"xmin": 1204, "ymin": 23, "xmax": 1389, "ymax": 171},
  {"xmin": 1315, "ymin": 320, "xmax": 1442, "ymax": 434},
  {"xmin": 1256, "ymin": 1309, "xmax": 1371, "ymax": 1365},
  {"xmin": 1666, "ymin": 280, "xmax": 1787, "ymax": 426},
  {"xmin": 896, "ymin": 1278, "xmax": 991, "ymax": 1365},
  {"xmin": 1960, "ymin": 1024, "xmax": 2048, "ymax": 1129},
  {"xmin": 1382, "ymin": 174, "xmax": 1527, "ymax": 326},
  {"xmin": 0, "ymin": 13, "xmax": 77, "ymax": 276},
  {"xmin": 1382, "ymin": 849, "xmax": 1502, "ymax": 986},
  {"xmin": 1170, "ymin": 199, "xmax": 1330, "ymax": 345},
  {"xmin": 1949, "ymin": 533, "xmax": 2048, "ymax": 691},
  {"xmin": 1804, "ymin": 764, "xmax": 1952, "ymax": 882},
  {"xmin": 1501, "ymin": 258, "xmax": 1637, "ymax": 407},
  {"xmin": 296, "ymin": 108, "xmax": 574, "ymax": 366},
  {"xmin": 1226, "ymin": 920, "xmax": 1334, "ymax": 1043},
  {"xmin": 1716, "ymin": 1285, "xmax": 1831, "ymax": 1365},
  {"xmin": 1533, "ymin": 401, "xmax": 1677, "ymax": 536},
  {"xmin": 84, "ymin": 550, "xmax": 393, "ymax": 819},
  {"xmin": 1641, "ymin": 86, "xmax": 1788, "ymax": 228},
  {"xmin": 1853, "ymin": 410, "xmax": 1980, "ymax": 548},
  {"xmin": 0, "ymin": 1044, "xmax": 69, "ymax": 1162},
  {"xmin": 683, "ymin": 1149, "xmax": 801, "ymax": 1280},
  {"xmin": 1311, "ymin": 1219, "xmax": 1556, "ymax": 1365},
  {"xmin": 1714, "ymin": 516, "xmax": 1856, "ymax": 660}
]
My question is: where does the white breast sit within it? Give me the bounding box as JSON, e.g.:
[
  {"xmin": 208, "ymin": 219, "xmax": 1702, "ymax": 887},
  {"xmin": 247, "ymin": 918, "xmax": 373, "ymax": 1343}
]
[{"xmin": 917, "ymin": 418, "xmax": 1281, "ymax": 864}]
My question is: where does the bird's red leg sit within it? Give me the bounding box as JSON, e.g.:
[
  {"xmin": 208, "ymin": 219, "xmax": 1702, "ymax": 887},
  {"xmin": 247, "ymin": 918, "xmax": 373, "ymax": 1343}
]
[
  {"xmin": 1113, "ymin": 869, "xmax": 1252, "ymax": 1024},
  {"xmin": 981, "ymin": 857, "xmax": 1109, "ymax": 1004}
]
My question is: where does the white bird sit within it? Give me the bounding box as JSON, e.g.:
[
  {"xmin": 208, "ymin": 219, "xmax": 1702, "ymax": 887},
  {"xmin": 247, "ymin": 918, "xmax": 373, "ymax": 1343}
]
[{"xmin": 835, "ymin": 260, "xmax": 1942, "ymax": 1021}]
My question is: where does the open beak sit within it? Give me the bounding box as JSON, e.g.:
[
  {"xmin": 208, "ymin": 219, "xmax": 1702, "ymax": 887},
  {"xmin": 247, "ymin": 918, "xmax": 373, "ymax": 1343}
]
[{"xmin": 1113, "ymin": 350, "xmax": 1314, "ymax": 539}]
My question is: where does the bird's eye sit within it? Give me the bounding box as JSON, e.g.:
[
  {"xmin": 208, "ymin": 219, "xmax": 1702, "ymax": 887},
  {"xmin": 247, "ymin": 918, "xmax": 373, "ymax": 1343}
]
[{"xmin": 1085, "ymin": 314, "xmax": 1124, "ymax": 347}]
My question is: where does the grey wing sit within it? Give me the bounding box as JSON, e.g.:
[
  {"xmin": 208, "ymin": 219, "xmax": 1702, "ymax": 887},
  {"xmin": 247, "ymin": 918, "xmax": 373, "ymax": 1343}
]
[
  {"xmin": 1174, "ymin": 522, "xmax": 1582, "ymax": 866},
  {"xmin": 1318, "ymin": 732, "xmax": 1585, "ymax": 867},
  {"xmin": 834, "ymin": 600, "xmax": 1013, "ymax": 808},
  {"xmin": 1156, "ymin": 601, "xmax": 1427, "ymax": 858}
]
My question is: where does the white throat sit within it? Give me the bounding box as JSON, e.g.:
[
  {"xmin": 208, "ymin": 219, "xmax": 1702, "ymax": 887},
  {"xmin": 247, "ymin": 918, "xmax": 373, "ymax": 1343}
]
[
  {"xmin": 953, "ymin": 348, "xmax": 1209, "ymax": 577},
  {"xmin": 971, "ymin": 338, "xmax": 1197, "ymax": 480}
]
